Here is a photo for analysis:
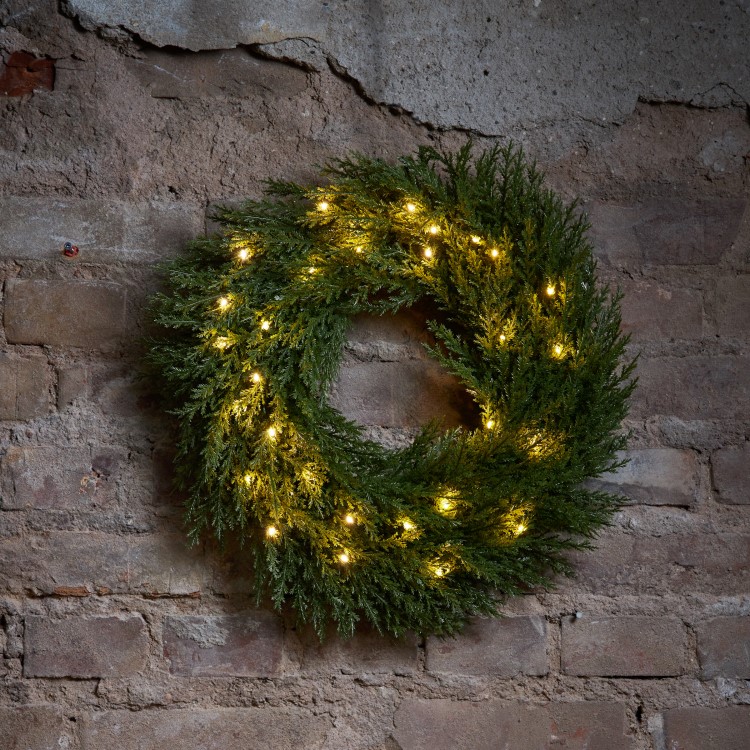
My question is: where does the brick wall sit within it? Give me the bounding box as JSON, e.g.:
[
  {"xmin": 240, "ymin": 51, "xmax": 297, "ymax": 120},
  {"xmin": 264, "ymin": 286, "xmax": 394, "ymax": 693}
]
[{"xmin": 1, "ymin": 5, "xmax": 749, "ymax": 750}]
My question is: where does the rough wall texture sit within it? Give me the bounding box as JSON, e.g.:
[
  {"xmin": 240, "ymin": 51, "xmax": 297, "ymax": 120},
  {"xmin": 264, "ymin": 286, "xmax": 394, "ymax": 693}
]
[{"xmin": 0, "ymin": 1, "xmax": 749, "ymax": 749}]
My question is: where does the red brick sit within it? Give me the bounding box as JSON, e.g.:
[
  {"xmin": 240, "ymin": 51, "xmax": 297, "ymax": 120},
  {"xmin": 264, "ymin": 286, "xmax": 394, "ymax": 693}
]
[
  {"xmin": 562, "ymin": 615, "xmax": 688, "ymax": 677},
  {"xmin": 299, "ymin": 622, "xmax": 419, "ymax": 674},
  {"xmin": 0, "ymin": 532, "xmax": 209, "ymax": 597},
  {"xmin": 0, "ymin": 197, "xmax": 203, "ymax": 262},
  {"xmin": 163, "ymin": 612, "xmax": 283, "ymax": 677},
  {"xmin": 663, "ymin": 707, "xmax": 750, "ymax": 750},
  {"xmin": 0, "ymin": 352, "xmax": 50, "ymax": 420},
  {"xmin": 393, "ymin": 700, "xmax": 634, "ymax": 750},
  {"xmin": 619, "ymin": 281, "xmax": 703, "ymax": 340},
  {"xmin": 81, "ymin": 708, "xmax": 330, "ymax": 750},
  {"xmin": 0, "ymin": 705, "xmax": 74, "ymax": 750},
  {"xmin": 5, "ymin": 279, "xmax": 128, "ymax": 350},
  {"xmin": 587, "ymin": 449, "xmax": 698, "ymax": 506},
  {"xmin": 0, "ymin": 51, "xmax": 54, "ymax": 96},
  {"xmin": 1, "ymin": 445, "xmax": 120, "ymax": 509},
  {"xmin": 588, "ymin": 195, "xmax": 746, "ymax": 267},
  {"xmin": 426, "ymin": 615, "xmax": 547, "ymax": 676},
  {"xmin": 713, "ymin": 443, "xmax": 750, "ymax": 504},
  {"xmin": 567, "ymin": 531, "xmax": 750, "ymax": 595},
  {"xmin": 714, "ymin": 275, "xmax": 750, "ymax": 339},
  {"xmin": 24, "ymin": 614, "xmax": 149, "ymax": 677},
  {"xmin": 631, "ymin": 356, "xmax": 750, "ymax": 420},
  {"xmin": 696, "ymin": 616, "xmax": 750, "ymax": 679}
]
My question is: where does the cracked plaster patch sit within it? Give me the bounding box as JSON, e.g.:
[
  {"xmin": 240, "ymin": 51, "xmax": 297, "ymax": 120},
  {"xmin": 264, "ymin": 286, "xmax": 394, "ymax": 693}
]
[{"xmin": 61, "ymin": 0, "xmax": 750, "ymax": 142}]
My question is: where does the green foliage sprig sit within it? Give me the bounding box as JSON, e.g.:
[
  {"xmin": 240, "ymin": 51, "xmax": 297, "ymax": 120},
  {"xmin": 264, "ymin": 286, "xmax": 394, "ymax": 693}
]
[{"xmin": 148, "ymin": 144, "xmax": 635, "ymax": 638}]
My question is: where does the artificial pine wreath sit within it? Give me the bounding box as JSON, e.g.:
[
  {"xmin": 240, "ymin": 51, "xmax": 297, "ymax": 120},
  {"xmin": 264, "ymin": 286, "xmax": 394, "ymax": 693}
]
[{"xmin": 149, "ymin": 144, "xmax": 634, "ymax": 638}]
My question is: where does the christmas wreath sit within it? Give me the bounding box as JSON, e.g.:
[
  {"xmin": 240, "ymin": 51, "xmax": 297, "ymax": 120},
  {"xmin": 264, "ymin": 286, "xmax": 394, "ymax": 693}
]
[{"xmin": 148, "ymin": 144, "xmax": 634, "ymax": 638}]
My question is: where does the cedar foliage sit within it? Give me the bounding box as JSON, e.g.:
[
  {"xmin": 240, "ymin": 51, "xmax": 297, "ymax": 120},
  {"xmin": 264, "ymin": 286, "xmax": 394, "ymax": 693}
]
[{"xmin": 148, "ymin": 144, "xmax": 635, "ymax": 638}]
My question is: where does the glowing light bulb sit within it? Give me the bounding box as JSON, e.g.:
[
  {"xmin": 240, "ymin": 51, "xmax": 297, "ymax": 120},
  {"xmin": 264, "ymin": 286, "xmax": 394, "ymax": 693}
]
[
  {"xmin": 308, "ymin": 267, "xmax": 316, "ymax": 274},
  {"xmin": 355, "ymin": 246, "xmax": 363, "ymax": 253},
  {"xmin": 402, "ymin": 520, "xmax": 414, "ymax": 531},
  {"xmin": 244, "ymin": 473, "xmax": 252, "ymax": 485},
  {"xmin": 471, "ymin": 235, "xmax": 481, "ymax": 244},
  {"xmin": 266, "ymin": 525, "xmax": 279, "ymax": 538},
  {"xmin": 238, "ymin": 248, "xmax": 249, "ymax": 261},
  {"xmin": 338, "ymin": 552, "xmax": 350, "ymax": 564},
  {"xmin": 266, "ymin": 426, "xmax": 277, "ymax": 439},
  {"xmin": 553, "ymin": 343, "xmax": 563, "ymax": 357},
  {"xmin": 261, "ymin": 320, "xmax": 270, "ymax": 331},
  {"xmin": 251, "ymin": 372, "xmax": 262, "ymax": 383},
  {"xmin": 429, "ymin": 225, "xmax": 439, "ymax": 235},
  {"xmin": 499, "ymin": 334, "xmax": 506, "ymax": 342},
  {"xmin": 433, "ymin": 565, "xmax": 447, "ymax": 578},
  {"xmin": 214, "ymin": 336, "xmax": 229, "ymax": 350},
  {"xmin": 218, "ymin": 297, "xmax": 230, "ymax": 309},
  {"xmin": 344, "ymin": 514, "xmax": 355, "ymax": 526},
  {"xmin": 318, "ymin": 201, "xmax": 329, "ymax": 212},
  {"xmin": 406, "ymin": 202, "xmax": 416, "ymax": 213},
  {"xmin": 485, "ymin": 419, "xmax": 495, "ymax": 430},
  {"xmin": 515, "ymin": 523, "xmax": 527, "ymax": 536},
  {"xmin": 546, "ymin": 284, "xmax": 556, "ymax": 297},
  {"xmin": 423, "ymin": 247, "xmax": 434, "ymax": 259},
  {"xmin": 490, "ymin": 248, "xmax": 499, "ymax": 258}
]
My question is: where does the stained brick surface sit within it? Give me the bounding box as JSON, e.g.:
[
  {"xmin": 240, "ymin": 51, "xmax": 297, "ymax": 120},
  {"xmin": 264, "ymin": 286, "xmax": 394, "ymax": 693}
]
[
  {"xmin": 426, "ymin": 615, "xmax": 548, "ymax": 676},
  {"xmin": 587, "ymin": 448, "xmax": 698, "ymax": 506},
  {"xmin": 0, "ymin": 705, "xmax": 74, "ymax": 750},
  {"xmin": 81, "ymin": 708, "xmax": 331, "ymax": 750},
  {"xmin": 712, "ymin": 443, "xmax": 750, "ymax": 504},
  {"xmin": 0, "ymin": 352, "xmax": 50, "ymax": 420},
  {"xmin": 561, "ymin": 615, "xmax": 688, "ymax": 677},
  {"xmin": 393, "ymin": 700, "xmax": 634, "ymax": 750},
  {"xmin": 5, "ymin": 279, "xmax": 128, "ymax": 349},
  {"xmin": 24, "ymin": 614, "xmax": 149, "ymax": 677},
  {"xmin": 662, "ymin": 707, "xmax": 750, "ymax": 750},
  {"xmin": 163, "ymin": 612, "xmax": 283, "ymax": 676},
  {"xmin": 696, "ymin": 616, "xmax": 750, "ymax": 679}
]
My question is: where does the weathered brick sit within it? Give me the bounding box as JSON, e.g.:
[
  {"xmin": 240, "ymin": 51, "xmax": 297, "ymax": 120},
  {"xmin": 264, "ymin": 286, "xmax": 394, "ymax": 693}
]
[
  {"xmin": 0, "ymin": 352, "xmax": 50, "ymax": 420},
  {"xmin": 24, "ymin": 614, "xmax": 149, "ymax": 677},
  {"xmin": 0, "ymin": 705, "xmax": 74, "ymax": 750},
  {"xmin": 393, "ymin": 700, "xmax": 634, "ymax": 750},
  {"xmin": 57, "ymin": 363, "xmax": 90, "ymax": 409},
  {"xmin": 712, "ymin": 444, "xmax": 750, "ymax": 505},
  {"xmin": 1, "ymin": 445, "xmax": 120, "ymax": 510},
  {"xmin": 163, "ymin": 612, "xmax": 283, "ymax": 677},
  {"xmin": 562, "ymin": 615, "xmax": 688, "ymax": 677},
  {"xmin": 0, "ymin": 532, "xmax": 209, "ymax": 597},
  {"xmin": 619, "ymin": 281, "xmax": 703, "ymax": 340},
  {"xmin": 567, "ymin": 532, "xmax": 750, "ymax": 596},
  {"xmin": 631, "ymin": 356, "xmax": 750, "ymax": 420},
  {"xmin": 81, "ymin": 708, "xmax": 330, "ymax": 750},
  {"xmin": 0, "ymin": 51, "xmax": 54, "ymax": 96},
  {"xmin": 126, "ymin": 48, "xmax": 308, "ymax": 100},
  {"xmin": 426, "ymin": 615, "xmax": 547, "ymax": 676},
  {"xmin": 5, "ymin": 279, "xmax": 128, "ymax": 350},
  {"xmin": 300, "ymin": 623, "xmax": 419, "ymax": 674},
  {"xmin": 330, "ymin": 359, "xmax": 469, "ymax": 429},
  {"xmin": 586, "ymin": 449, "xmax": 698, "ymax": 506},
  {"xmin": 588, "ymin": 195, "xmax": 746, "ymax": 266},
  {"xmin": 715, "ymin": 275, "xmax": 750, "ymax": 339},
  {"xmin": 662, "ymin": 707, "xmax": 750, "ymax": 750},
  {"xmin": 0, "ymin": 197, "xmax": 203, "ymax": 262},
  {"xmin": 696, "ymin": 616, "xmax": 750, "ymax": 679}
]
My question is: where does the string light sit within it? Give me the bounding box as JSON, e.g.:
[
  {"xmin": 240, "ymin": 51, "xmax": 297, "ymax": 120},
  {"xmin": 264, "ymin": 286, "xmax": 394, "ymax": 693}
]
[
  {"xmin": 499, "ymin": 334, "xmax": 507, "ymax": 342},
  {"xmin": 308, "ymin": 267, "xmax": 317, "ymax": 275},
  {"xmin": 406, "ymin": 202, "xmax": 416, "ymax": 213},
  {"xmin": 436, "ymin": 490, "xmax": 458, "ymax": 514},
  {"xmin": 218, "ymin": 296, "xmax": 230, "ymax": 310},
  {"xmin": 244, "ymin": 473, "xmax": 252, "ymax": 485},
  {"xmin": 251, "ymin": 371, "xmax": 262, "ymax": 383},
  {"xmin": 266, "ymin": 426, "xmax": 277, "ymax": 439},
  {"xmin": 515, "ymin": 522, "xmax": 527, "ymax": 536},
  {"xmin": 355, "ymin": 246, "xmax": 363, "ymax": 253},
  {"xmin": 402, "ymin": 519, "xmax": 415, "ymax": 531},
  {"xmin": 338, "ymin": 552, "xmax": 350, "ymax": 564},
  {"xmin": 490, "ymin": 248, "xmax": 500, "ymax": 258},
  {"xmin": 546, "ymin": 284, "xmax": 556, "ymax": 297},
  {"xmin": 428, "ymin": 225, "xmax": 440, "ymax": 235},
  {"xmin": 266, "ymin": 525, "xmax": 279, "ymax": 538},
  {"xmin": 238, "ymin": 248, "xmax": 249, "ymax": 262},
  {"xmin": 471, "ymin": 235, "xmax": 482, "ymax": 244},
  {"xmin": 423, "ymin": 247, "xmax": 434, "ymax": 259},
  {"xmin": 318, "ymin": 201, "xmax": 329, "ymax": 212},
  {"xmin": 553, "ymin": 343, "xmax": 564, "ymax": 358},
  {"xmin": 261, "ymin": 320, "xmax": 270, "ymax": 331},
  {"xmin": 213, "ymin": 336, "xmax": 230, "ymax": 350},
  {"xmin": 485, "ymin": 419, "xmax": 495, "ymax": 430},
  {"xmin": 343, "ymin": 513, "xmax": 355, "ymax": 525}
]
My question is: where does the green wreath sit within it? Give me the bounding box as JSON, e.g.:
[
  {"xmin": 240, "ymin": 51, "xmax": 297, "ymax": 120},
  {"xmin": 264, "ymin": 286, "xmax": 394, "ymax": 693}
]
[{"xmin": 148, "ymin": 144, "xmax": 634, "ymax": 638}]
